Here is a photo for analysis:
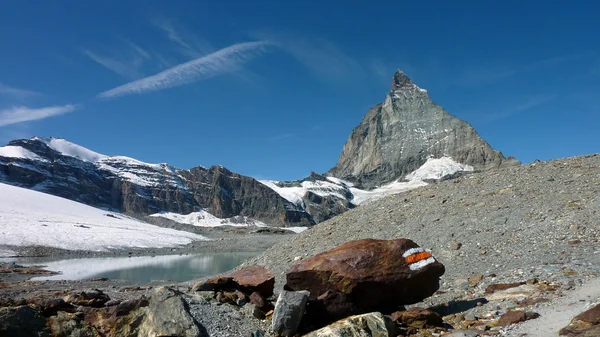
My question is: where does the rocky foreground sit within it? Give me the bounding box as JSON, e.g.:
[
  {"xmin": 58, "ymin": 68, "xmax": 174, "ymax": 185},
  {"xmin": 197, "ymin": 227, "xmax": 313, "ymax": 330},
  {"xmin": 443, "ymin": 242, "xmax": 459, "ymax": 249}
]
[{"xmin": 1, "ymin": 154, "xmax": 599, "ymax": 336}]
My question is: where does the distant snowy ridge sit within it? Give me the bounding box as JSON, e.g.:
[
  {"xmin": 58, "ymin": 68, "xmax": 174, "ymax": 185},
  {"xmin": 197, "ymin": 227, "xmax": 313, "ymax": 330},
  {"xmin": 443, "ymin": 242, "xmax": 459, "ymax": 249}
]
[
  {"xmin": 260, "ymin": 156, "xmax": 473, "ymax": 207},
  {"xmin": 1, "ymin": 137, "xmax": 186, "ymax": 189},
  {"xmin": 150, "ymin": 211, "xmax": 308, "ymax": 233},
  {"xmin": 0, "ymin": 182, "xmax": 208, "ymax": 252}
]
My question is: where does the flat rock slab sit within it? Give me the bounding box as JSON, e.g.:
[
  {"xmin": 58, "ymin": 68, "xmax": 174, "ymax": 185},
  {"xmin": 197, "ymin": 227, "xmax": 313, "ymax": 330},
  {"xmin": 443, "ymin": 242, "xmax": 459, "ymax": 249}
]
[{"xmin": 285, "ymin": 238, "xmax": 444, "ymax": 321}]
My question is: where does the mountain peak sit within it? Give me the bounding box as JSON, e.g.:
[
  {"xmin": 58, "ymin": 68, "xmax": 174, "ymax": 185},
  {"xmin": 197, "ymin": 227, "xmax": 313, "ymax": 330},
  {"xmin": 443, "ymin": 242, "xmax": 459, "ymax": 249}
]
[{"xmin": 391, "ymin": 70, "xmax": 415, "ymax": 90}]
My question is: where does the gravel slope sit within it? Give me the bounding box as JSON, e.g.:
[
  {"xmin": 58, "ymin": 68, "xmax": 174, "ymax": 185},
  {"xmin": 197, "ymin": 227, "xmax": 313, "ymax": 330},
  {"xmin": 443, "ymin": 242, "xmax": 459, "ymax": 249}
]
[{"xmin": 246, "ymin": 154, "xmax": 600, "ymax": 300}]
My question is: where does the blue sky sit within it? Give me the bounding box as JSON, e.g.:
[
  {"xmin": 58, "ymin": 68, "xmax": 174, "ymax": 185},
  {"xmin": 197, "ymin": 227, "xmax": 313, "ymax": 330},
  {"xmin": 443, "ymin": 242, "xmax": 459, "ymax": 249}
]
[{"xmin": 0, "ymin": 1, "xmax": 598, "ymax": 181}]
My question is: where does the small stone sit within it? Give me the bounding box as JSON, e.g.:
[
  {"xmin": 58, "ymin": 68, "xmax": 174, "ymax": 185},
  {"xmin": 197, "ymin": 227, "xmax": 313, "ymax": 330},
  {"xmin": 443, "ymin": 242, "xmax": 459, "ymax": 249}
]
[
  {"xmin": 526, "ymin": 278, "xmax": 538, "ymax": 285},
  {"xmin": 568, "ymin": 239, "xmax": 581, "ymax": 245},
  {"xmin": 485, "ymin": 282, "xmax": 526, "ymax": 294},
  {"xmin": 390, "ymin": 307, "xmax": 444, "ymax": 329},
  {"xmin": 451, "ymin": 242, "xmax": 463, "ymax": 250},
  {"xmin": 570, "ymin": 225, "xmax": 579, "ymax": 231},
  {"xmin": 481, "ymin": 249, "xmax": 487, "ymax": 255},
  {"xmin": 498, "ymin": 310, "xmax": 539, "ymax": 326},
  {"xmin": 469, "ymin": 274, "xmax": 484, "ymax": 287}
]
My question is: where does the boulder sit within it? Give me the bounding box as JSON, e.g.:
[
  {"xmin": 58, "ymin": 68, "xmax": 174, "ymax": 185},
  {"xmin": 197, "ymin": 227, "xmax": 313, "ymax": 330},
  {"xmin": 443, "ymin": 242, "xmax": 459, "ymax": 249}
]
[
  {"xmin": 192, "ymin": 265, "xmax": 275, "ymax": 297},
  {"xmin": 0, "ymin": 305, "xmax": 48, "ymax": 337},
  {"xmin": 230, "ymin": 265, "xmax": 275, "ymax": 297},
  {"xmin": 391, "ymin": 307, "xmax": 444, "ymax": 329},
  {"xmin": 560, "ymin": 303, "xmax": 600, "ymax": 336},
  {"xmin": 48, "ymin": 311, "xmax": 99, "ymax": 337},
  {"xmin": 28, "ymin": 298, "xmax": 74, "ymax": 316},
  {"xmin": 285, "ymin": 239, "xmax": 444, "ymax": 321},
  {"xmin": 302, "ymin": 312, "xmax": 396, "ymax": 337},
  {"xmin": 138, "ymin": 287, "xmax": 202, "ymax": 337},
  {"xmin": 272, "ymin": 290, "xmax": 310, "ymax": 337}
]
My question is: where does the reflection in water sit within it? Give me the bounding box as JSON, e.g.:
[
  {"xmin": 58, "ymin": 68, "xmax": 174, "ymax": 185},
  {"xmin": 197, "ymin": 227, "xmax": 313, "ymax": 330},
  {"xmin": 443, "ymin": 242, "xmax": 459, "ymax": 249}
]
[{"xmin": 17, "ymin": 252, "xmax": 257, "ymax": 284}]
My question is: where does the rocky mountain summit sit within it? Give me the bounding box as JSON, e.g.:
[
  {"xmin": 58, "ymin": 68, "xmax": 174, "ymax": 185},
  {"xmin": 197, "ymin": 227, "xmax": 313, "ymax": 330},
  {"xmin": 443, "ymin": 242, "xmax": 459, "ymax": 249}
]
[
  {"xmin": 328, "ymin": 70, "xmax": 519, "ymax": 188},
  {"xmin": 0, "ymin": 70, "xmax": 517, "ymax": 229}
]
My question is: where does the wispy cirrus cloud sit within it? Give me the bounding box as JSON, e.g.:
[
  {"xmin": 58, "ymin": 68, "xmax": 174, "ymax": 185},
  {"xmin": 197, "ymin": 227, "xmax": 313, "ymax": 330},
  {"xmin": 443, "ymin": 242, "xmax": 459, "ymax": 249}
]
[
  {"xmin": 250, "ymin": 31, "xmax": 362, "ymax": 82},
  {"xmin": 477, "ymin": 95, "xmax": 556, "ymax": 123},
  {"xmin": 82, "ymin": 43, "xmax": 151, "ymax": 80},
  {"xmin": 0, "ymin": 83, "xmax": 44, "ymax": 101},
  {"xmin": 0, "ymin": 105, "xmax": 77, "ymax": 127},
  {"xmin": 98, "ymin": 41, "xmax": 270, "ymax": 98},
  {"xmin": 152, "ymin": 19, "xmax": 213, "ymax": 58}
]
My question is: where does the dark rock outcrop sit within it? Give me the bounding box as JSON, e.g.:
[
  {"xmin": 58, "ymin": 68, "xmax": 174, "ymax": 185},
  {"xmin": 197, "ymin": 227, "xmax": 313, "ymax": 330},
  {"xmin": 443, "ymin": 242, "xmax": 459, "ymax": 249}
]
[
  {"xmin": 272, "ymin": 290, "xmax": 310, "ymax": 337},
  {"xmin": 285, "ymin": 238, "xmax": 445, "ymax": 322},
  {"xmin": 328, "ymin": 70, "xmax": 519, "ymax": 188}
]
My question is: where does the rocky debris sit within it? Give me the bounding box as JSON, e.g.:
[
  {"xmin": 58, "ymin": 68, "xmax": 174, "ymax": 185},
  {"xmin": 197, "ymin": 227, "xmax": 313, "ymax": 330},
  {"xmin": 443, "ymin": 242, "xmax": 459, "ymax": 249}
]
[
  {"xmin": 391, "ymin": 307, "xmax": 444, "ymax": 329},
  {"xmin": 63, "ymin": 289, "xmax": 110, "ymax": 308},
  {"xmin": 302, "ymin": 312, "xmax": 396, "ymax": 337},
  {"xmin": 497, "ymin": 310, "xmax": 540, "ymax": 326},
  {"xmin": 47, "ymin": 311, "xmax": 98, "ymax": 337},
  {"xmin": 0, "ymin": 305, "xmax": 48, "ymax": 336},
  {"xmin": 327, "ymin": 70, "xmax": 518, "ymax": 188},
  {"xmin": 560, "ymin": 303, "xmax": 600, "ymax": 336},
  {"xmin": 138, "ymin": 287, "xmax": 201, "ymax": 337},
  {"xmin": 272, "ymin": 290, "xmax": 310, "ymax": 337},
  {"xmin": 285, "ymin": 239, "xmax": 444, "ymax": 321}
]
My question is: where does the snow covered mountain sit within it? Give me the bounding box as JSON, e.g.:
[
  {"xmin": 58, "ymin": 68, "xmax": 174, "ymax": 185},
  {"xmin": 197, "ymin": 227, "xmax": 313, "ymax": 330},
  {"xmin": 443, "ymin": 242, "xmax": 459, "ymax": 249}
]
[
  {"xmin": 0, "ymin": 137, "xmax": 314, "ymax": 228},
  {"xmin": 0, "ymin": 137, "xmax": 476, "ymax": 227},
  {"xmin": 0, "ymin": 182, "xmax": 207, "ymax": 252}
]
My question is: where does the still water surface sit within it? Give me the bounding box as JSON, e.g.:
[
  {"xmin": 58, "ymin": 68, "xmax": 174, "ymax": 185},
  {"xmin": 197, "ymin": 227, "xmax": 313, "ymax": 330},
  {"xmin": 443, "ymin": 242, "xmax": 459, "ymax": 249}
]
[{"xmin": 9, "ymin": 252, "xmax": 258, "ymax": 284}]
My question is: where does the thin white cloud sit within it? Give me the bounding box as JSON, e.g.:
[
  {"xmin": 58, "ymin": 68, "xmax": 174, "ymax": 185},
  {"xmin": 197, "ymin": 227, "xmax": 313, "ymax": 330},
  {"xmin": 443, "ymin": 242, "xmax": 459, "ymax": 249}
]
[
  {"xmin": 0, "ymin": 105, "xmax": 77, "ymax": 127},
  {"xmin": 153, "ymin": 20, "xmax": 213, "ymax": 58},
  {"xmin": 251, "ymin": 31, "xmax": 362, "ymax": 81},
  {"xmin": 83, "ymin": 49, "xmax": 145, "ymax": 80},
  {"xmin": 0, "ymin": 83, "xmax": 44, "ymax": 100},
  {"xmin": 98, "ymin": 41, "xmax": 270, "ymax": 98}
]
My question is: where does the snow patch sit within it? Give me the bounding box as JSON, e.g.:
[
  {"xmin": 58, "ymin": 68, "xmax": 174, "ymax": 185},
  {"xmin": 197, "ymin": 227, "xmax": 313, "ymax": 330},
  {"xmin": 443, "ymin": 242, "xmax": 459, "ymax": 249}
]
[
  {"xmin": 0, "ymin": 146, "xmax": 47, "ymax": 162},
  {"xmin": 405, "ymin": 156, "xmax": 473, "ymax": 181},
  {"xmin": 151, "ymin": 211, "xmax": 309, "ymax": 233},
  {"xmin": 0, "ymin": 182, "xmax": 208, "ymax": 252},
  {"xmin": 262, "ymin": 156, "xmax": 472, "ymax": 206},
  {"xmin": 35, "ymin": 137, "xmax": 107, "ymax": 163}
]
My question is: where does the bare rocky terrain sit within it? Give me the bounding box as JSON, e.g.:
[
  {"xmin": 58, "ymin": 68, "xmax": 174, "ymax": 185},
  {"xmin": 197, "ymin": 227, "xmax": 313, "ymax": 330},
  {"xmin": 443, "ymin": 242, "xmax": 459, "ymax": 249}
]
[{"xmin": 1, "ymin": 154, "xmax": 599, "ymax": 337}]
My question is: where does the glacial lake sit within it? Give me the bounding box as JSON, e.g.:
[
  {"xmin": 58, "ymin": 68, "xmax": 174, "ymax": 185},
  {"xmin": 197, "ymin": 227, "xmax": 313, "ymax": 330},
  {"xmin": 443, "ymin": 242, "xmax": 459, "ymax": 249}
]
[{"xmin": 4, "ymin": 252, "xmax": 258, "ymax": 284}]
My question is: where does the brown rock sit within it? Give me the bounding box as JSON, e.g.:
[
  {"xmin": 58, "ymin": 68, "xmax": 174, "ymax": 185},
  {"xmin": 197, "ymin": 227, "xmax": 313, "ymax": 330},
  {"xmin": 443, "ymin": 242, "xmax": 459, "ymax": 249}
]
[
  {"xmin": 192, "ymin": 276, "xmax": 236, "ymax": 291},
  {"xmin": 285, "ymin": 238, "xmax": 445, "ymax": 321},
  {"xmin": 391, "ymin": 307, "xmax": 444, "ymax": 329},
  {"xmin": 560, "ymin": 304, "xmax": 600, "ymax": 336},
  {"xmin": 249, "ymin": 291, "xmax": 272, "ymax": 311},
  {"xmin": 64, "ymin": 290, "xmax": 110, "ymax": 308},
  {"xmin": 191, "ymin": 265, "xmax": 275, "ymax": 297},
  {"xmin": 485, "ymin": 282, "xmax": 526, "ymax": 294},
  {"xmin": 230, "ymin": 265, "xmax": 275, "ymax": 297},
  {"xmin": 497, "ymin": 310, "xmax": 539, "ymax": 326},
  {"xmin": 28, "ymin": 297, "xmax": 75, "ymax": 316}
]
